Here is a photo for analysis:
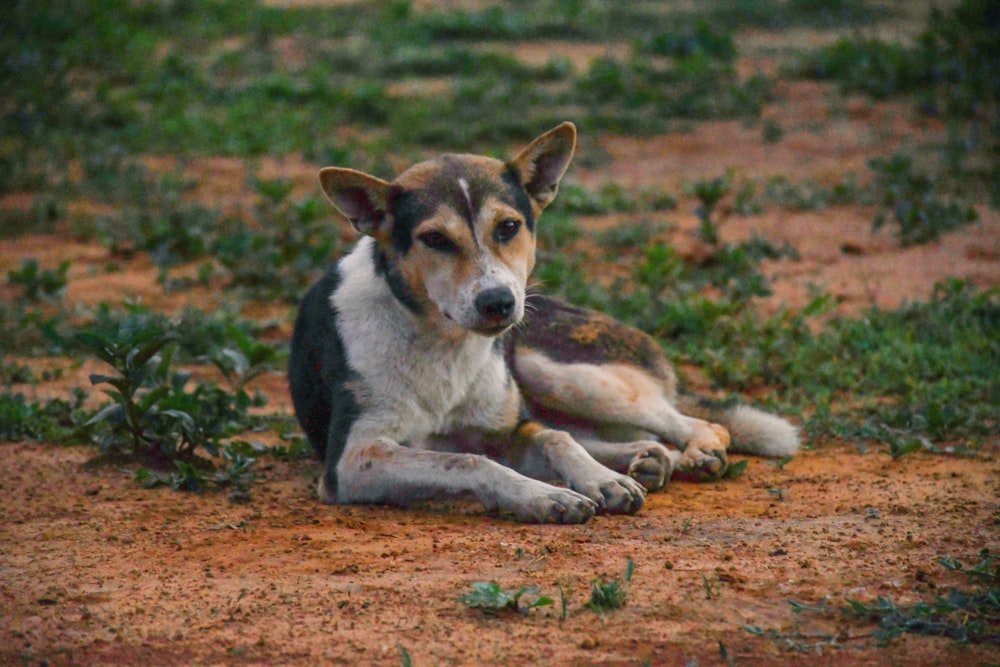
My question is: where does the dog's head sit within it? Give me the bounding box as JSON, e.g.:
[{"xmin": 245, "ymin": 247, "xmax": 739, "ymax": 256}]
[{"xmin": 318, "ymin": 122, "xmax": 576, "ymax": 336}]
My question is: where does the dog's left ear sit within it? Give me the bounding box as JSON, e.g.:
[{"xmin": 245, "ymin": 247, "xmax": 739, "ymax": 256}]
[
  {"xmin": 508, "ymin": 122, "xmax": 577, "ymax": 213},
  {"xmin": 318, "ymin": 167, "xmax": 391, "ymax": 238}
]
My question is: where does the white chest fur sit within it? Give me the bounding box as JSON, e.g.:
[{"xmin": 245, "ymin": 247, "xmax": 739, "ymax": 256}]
[{"xmin": 331, "ymin": 239, "xmax": 516, "ymax": 443}]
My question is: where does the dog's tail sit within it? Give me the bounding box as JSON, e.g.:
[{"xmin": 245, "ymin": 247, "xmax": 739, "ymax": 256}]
[{"xmin": 676, "ymin": 394, "xmax": 800, "ymax": 457}]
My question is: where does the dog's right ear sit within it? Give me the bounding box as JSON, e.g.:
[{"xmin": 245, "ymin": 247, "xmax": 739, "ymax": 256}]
[{"xmin": 318, "ymin": 168, "xmax": 391, "ymax": 237}]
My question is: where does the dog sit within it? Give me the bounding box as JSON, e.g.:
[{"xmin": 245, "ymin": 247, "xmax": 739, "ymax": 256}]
[{"xmin": 289, "ymin": 122, "xmax": 799, "ymax": 523}]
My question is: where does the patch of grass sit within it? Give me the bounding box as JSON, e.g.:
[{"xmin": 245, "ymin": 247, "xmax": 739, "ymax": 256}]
[
  {"xmin": 552, "ymin": 182, "xmax": 677, "ymax": 216},
  {"xmin": 587, "ymin": 559, "xmax": 635, "ymax": 612},
  {"xmin": 698, "ymin": 279, "xmax": 998, "ymax": 449},
  {"xmin": 0, "ymin": 196, "xmax": 63, "ymax": 238},
  {"xmin": 459, "ymin": 582, "xmax": 554, "ymax": 616},
  {"xmin": 595, "ymin": 219, "xmax": 669, "ymax": 252}
]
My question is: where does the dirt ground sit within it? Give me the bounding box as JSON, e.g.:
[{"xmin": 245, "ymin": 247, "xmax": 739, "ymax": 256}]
[{"xmin": 2, "ymin": 73, "xmax": 1000, "ymax": 667}]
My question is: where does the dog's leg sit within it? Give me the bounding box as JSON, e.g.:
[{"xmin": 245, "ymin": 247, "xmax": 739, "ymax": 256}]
[
  {"xmin": 502, "ymin": 423, "xmax": 646, "ymax": 514},
  {"xmin": 330, "ymin": 437, "xmax": 598, "ymax": 524},
  {"xmin": 515, "ymin": 350, "xmax": 730, "ymax": 481},
  {"xmin": 570, "ymin": 437, "xmax": 678, "ymax": 492}
]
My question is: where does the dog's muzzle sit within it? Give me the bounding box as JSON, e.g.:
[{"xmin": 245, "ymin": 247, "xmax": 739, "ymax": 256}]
[{"xmin": 472, "ymin": 287, "xmax": 518, "ymax": 335}]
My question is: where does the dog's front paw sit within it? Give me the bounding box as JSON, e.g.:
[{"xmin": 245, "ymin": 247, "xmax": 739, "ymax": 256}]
[
  {"xmin": 572, "ymin": 473, "xmax": 646, "ymax": 515},
  {"xmin": 514, "ymin": 487, "xmax": 598, "ymax": 524}
]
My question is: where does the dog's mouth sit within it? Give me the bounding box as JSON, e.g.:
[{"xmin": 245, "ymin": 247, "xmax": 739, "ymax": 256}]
[{"xmin": 470, "ymin": 318, "xmax": 515, "ymax": 336}]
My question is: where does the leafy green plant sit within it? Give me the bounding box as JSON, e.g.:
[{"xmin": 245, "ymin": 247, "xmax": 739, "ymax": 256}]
[
  {"xmin": 7, "ymin": 259, "xmax": 70, "ymax": 303},
  {"xmin": 0, "ymin": 389, "xmax": 92, "ymax": 443},
  {"xmin": 459, "ymin": 582, "xmax": 554, "ymax": 615},
  {"xmin": 77, "ymin": 322, "xmax": 265, "ymax": 464},
  {"xmin": 686, "ymin": 173, "xmax": 732, "ymax": 245},
  {"xmin": 721, "ymin": 459, "xmax": 749, "ymax": 480},
  {"xmin": 587, "ymin": 559, "xmax": 635, "ymax": 612},
  {"xmin": 869, "ymin": 155, "xmax": 978, "ymax": 246}
]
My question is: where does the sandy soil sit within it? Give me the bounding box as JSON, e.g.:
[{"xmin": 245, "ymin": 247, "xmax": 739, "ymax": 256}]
[
  {"xmin": 2, "ymin": 439, "xmax": 997, "ymax": 666},
  {"xmin": 2, "ymin": 67, "xmax": 998, "ymax": 667}
]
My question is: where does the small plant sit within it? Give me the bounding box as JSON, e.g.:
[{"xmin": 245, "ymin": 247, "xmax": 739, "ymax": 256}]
[
  {"xmin": 761, "ymin": 119, "xmax": 784, "ymax": 144},
  {"xmin": 686, "ymin": 173, "xmax": 732, "ymax": 246},
  {"xmin": 135, "ymin": 447, "xmax": 258, "ymax": 501},
  {"xmin": 0, "ymin": 389, "xmax": 92, "ymax": 443},
  {"xmin": 8, "ymin": 259, "xmax": 70, "ymax": 302},
  {"xmin": 459, "ymin": 582, "xmax": 554, "ymax": 616},
  {"xmin": 702, "ymin": 574, "xmax": 720, "ymax": 600},
  {"xmin": 587, "ymin": 559, "xmax": 634, "ymax": 612},
  {"xmin": 722, "ymin": 459, "xmax": 749, "ymax": 479},
  {"xmin": 888, "ymin": 437, "xmax": 923, "ymax": 460},
  {"xmin": 869, "ymin": 155, "xmax": 978, "ymax": 247},
  {"xmin": 397, "ymin": 643, "xmax": 413, "ymax": 667},
  {"xmin": 77, "ymin": 320, "xmax": 266, "ymax": 498}
]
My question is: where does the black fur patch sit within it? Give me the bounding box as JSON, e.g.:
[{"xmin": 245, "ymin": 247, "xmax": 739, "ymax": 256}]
[
  {"xmin": 511, "ymin": 293, "xmax": 669, "ymax": 377},
  {"xmin": 388, "ymin": 187, "xmax": 429, "ymax": 256},
  {"xmin": 502, "ymin": 166, "xmax": 536, "ymax": 232},
  {"xmin": 371, "ymin": 240, "xmax": 424, "ymax": 315},
  {"xmin": 288, "ymin": 264, "xmax": 362, "ymax": 499}
]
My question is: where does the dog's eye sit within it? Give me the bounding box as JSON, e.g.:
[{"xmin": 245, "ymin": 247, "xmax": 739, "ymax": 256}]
[
  {"xmin": 419, "ymin": 231, "xmax": 456, "ymax": 252},
  {"xmin": 494, "ymin": 219, "xmax": 521, "ymax": 243}
]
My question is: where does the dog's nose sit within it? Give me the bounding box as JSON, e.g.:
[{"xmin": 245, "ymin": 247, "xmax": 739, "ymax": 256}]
[{"xmin": 475, "ymin": 288, "xmax": 516, "ymax": 320}]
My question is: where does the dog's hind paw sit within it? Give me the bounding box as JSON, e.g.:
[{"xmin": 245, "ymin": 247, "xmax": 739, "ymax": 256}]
[{"xmin": 627, "ymin": 443, "xmax": 674, "ymax": 492}]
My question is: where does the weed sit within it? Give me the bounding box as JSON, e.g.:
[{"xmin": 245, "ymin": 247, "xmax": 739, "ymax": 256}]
[
  {"xmin": 869, "ymin": 154, "xmax": 978, "ymax": 246},
  {"xmin": 686, "ymin": 173, "xmax": 732, "ymax": 245},
  {"xmin": 753, "ymin": 549, "xmax": 1000, "ymax": 648},
  {"xmin": 557, "ymin": 581, "xmax": 569, "ymax": 621},
  {"xmin": 768, "ymin": 456, "xmax": 793, "ymax": 470},
  {"xmin": 398, "ymin": 643, "xmax": 413, "ymax": 667},
  {"xmin": 595, "ymin": 219, "xmax": 668, "ymax": 252},
  {"xmin": 0, "ymin": 196, "xmax": 63, "ymax": 239},
  {"xmin": 703, "ymin": 574, "xmax": 720, "ymax": 600},
  {"xmin": 77, "ymin": 321, "xmax": 266, "ymax": 469},
  {"xmin": 0, "ymin": 389, "xmax": 92, "ymax": 443},
  {"xmin": 459, "ymin": 582, "xmax": 554, "ymax": 616},
  {"xmin": 842, "ymin": 549, "xmax": 1000, "ymax": 645},
  {"xmin": 888, "ymin": 437, "xmax": 923, "ymax": 461},
  {"xmin": 722, "ymin": 459, "xmax": 749, "ymax": 480},
  {"xmin": 7, "ymin": 259, "xmax": 70, "ymax": 303},
  {"xmin": 215, "ymin": 177, "xmax": 340, "ymax": 301},
  {"xmin": 587, "ymin": 559, "xmax": 634, "ymax": 612},
  {"xmin": 761, "ymin": 119, "xmax": 784, "ymax": 144},
  {"xmin": 135, "ymin": 447, "xmax": 258, "ymax": 502}
]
